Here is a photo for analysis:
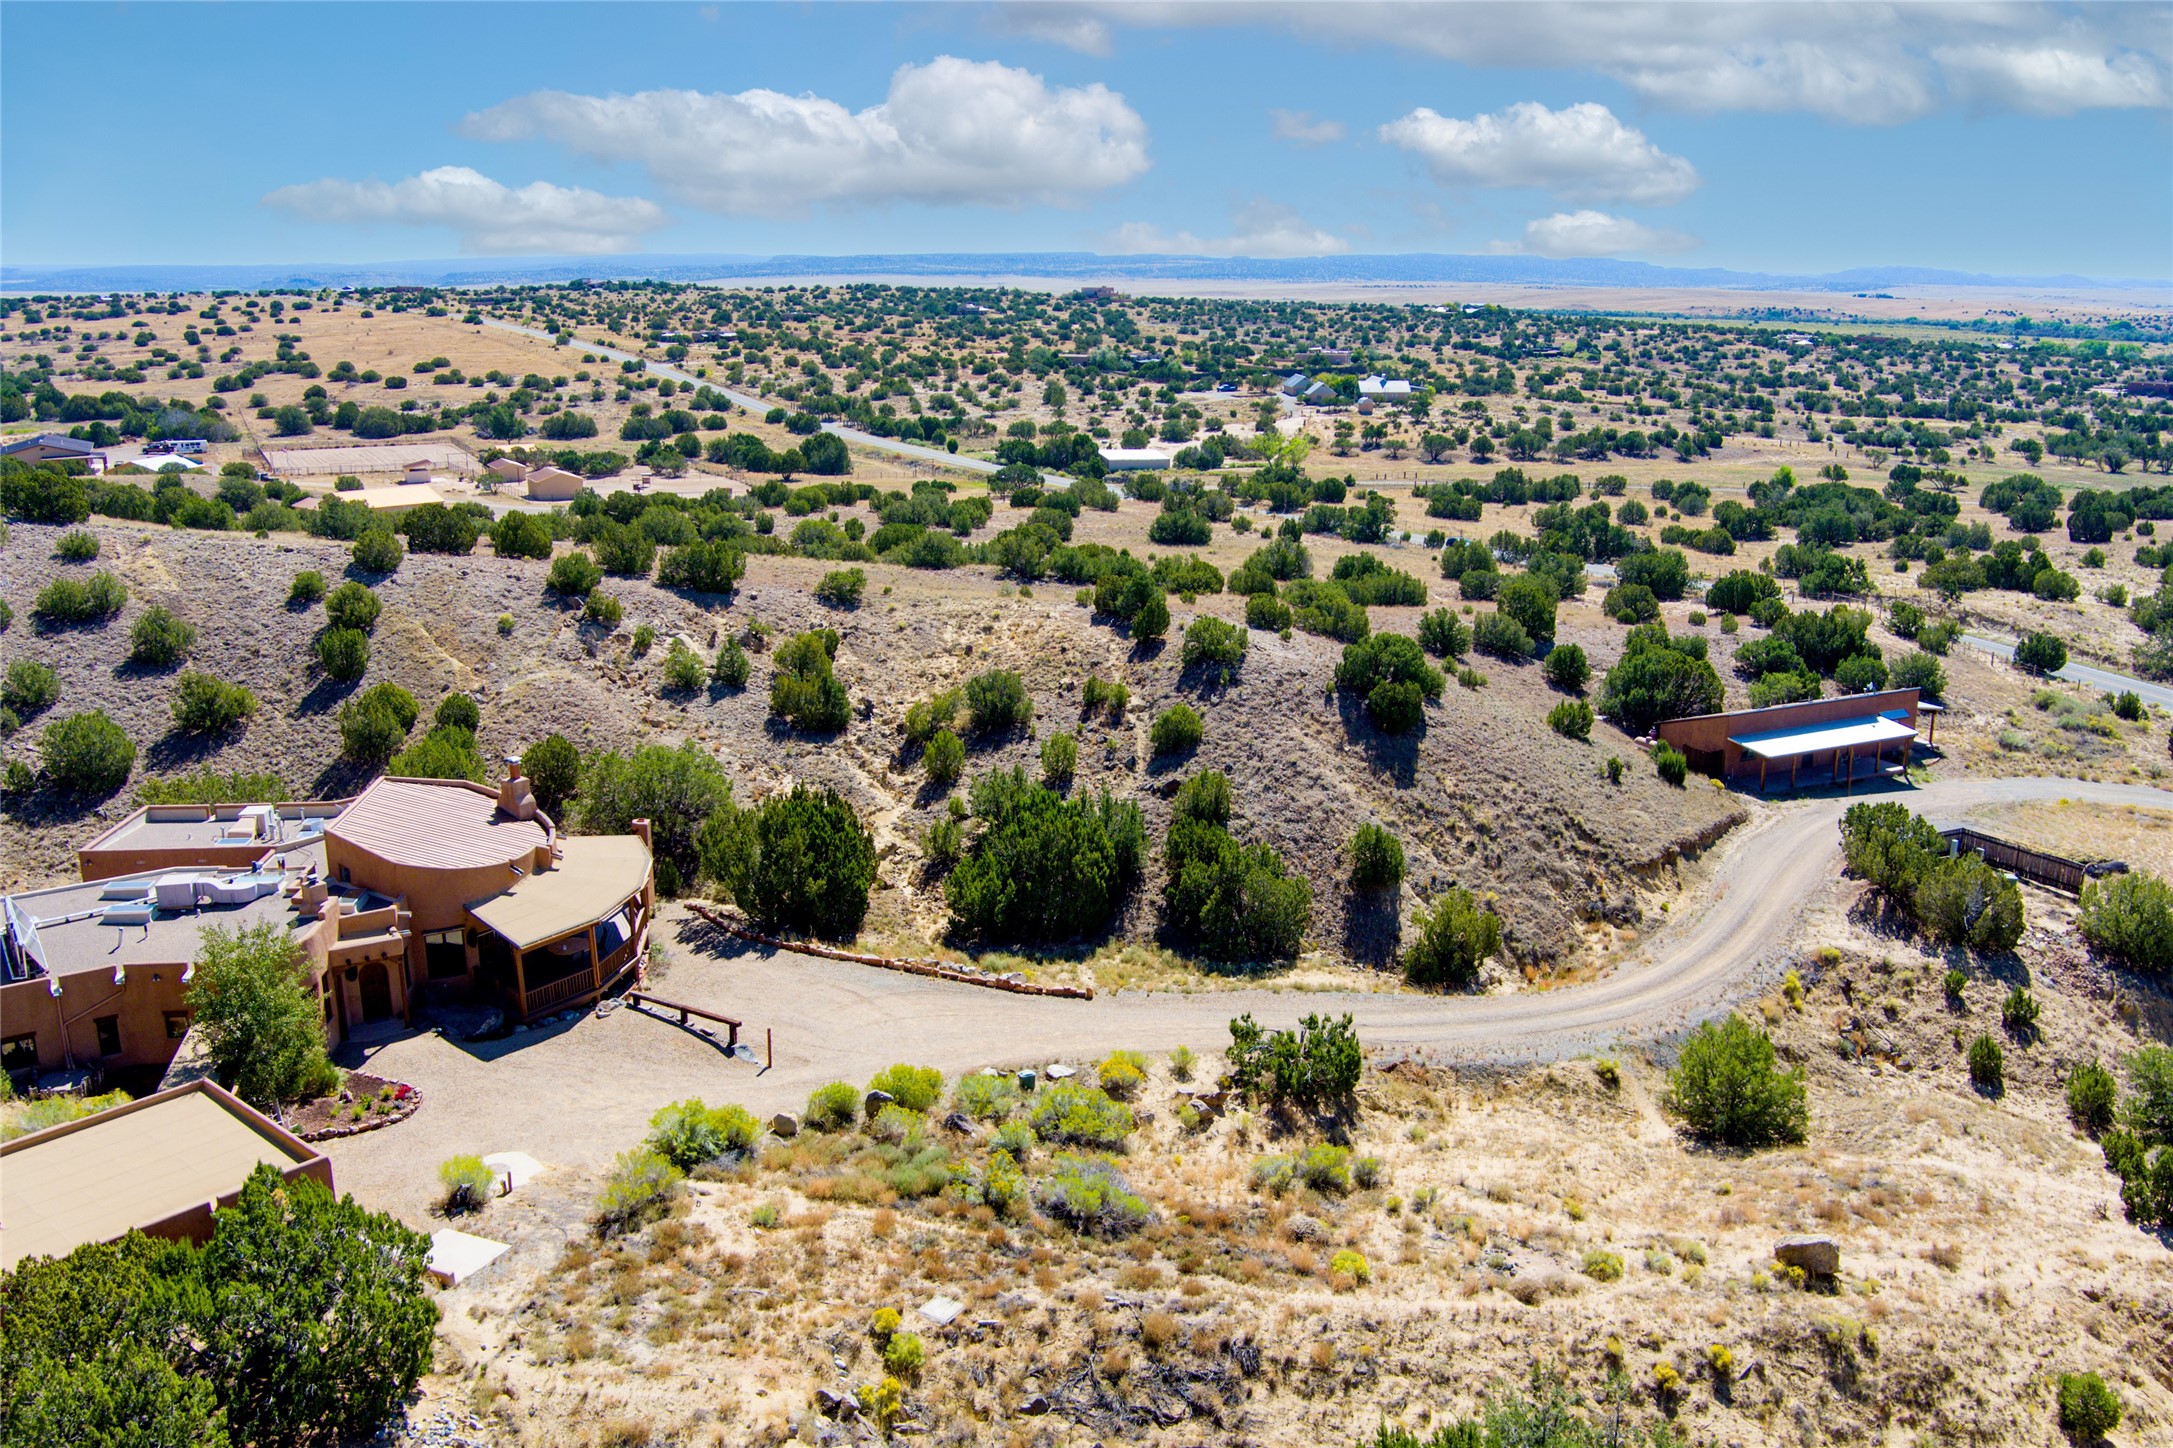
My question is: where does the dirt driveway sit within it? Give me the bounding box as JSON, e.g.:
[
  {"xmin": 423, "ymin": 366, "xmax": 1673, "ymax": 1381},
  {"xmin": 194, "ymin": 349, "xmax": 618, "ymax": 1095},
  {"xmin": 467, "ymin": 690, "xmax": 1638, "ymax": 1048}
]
[{"xmin": 324, "ymin": 773, "xmax": 2170, "ymax": 1224}]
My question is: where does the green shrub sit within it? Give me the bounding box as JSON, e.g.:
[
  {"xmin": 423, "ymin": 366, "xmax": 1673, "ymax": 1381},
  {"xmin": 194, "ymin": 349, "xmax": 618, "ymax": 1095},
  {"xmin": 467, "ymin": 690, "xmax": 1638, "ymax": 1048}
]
[
  {"xmin": 1968, "ymin": 1033, "xmax": 2004, "ymax": 1092},
  {"xmin": 1246, "ymin": 591, "xmax": 1293, "ymax": 632},
  {"xmin": 1653, "ymin": 742, "xmax": 1689, "ymax": 785},
  {"xmin": 1916, "ymin": 855, "xmax": 2025, "ymax": 952},
  {"xmin": 1, "ymin": 659, "xmax": 60, "ymax": 716},
  {"xmin": 1080, "ymin": 675, "xmax": 1129, "ymax": 717},
  {"xmin": 316, "ymin": 626, "xmax": 369, "ymax": 680},
  {"xmin": 1225, "ymin": 1012, "xmax": 1360, "ymax": 1112},
  {"xmin": 1150, "ymin": 703, "xmax": 1205, "ymax": 755},
  {"xmin": 1889, "ymin": 649, "xmax": 1947, "ymax": 701},
  {"xmin": 583, "ymin": 591, "xmax": 623, "ymax": 627},
  {"xmin": 1582, "ymin": 1250, "xmax": 1624, "ymax": 1281},
  {"xmin": 881, "ymin": 1331, "xmax": 926, "ymax": 1378},
  {"xmin": 1548, "ymin": 699, "xmax": 1594, "ymax": 740},
  {"xmin": 2015, "ymin": 631, "xmax": 2067, "ymax": 674},
  {"xmin": 488, "ymin": 510, "xmax": 555, "ymax": 560},
  {"xmin": 387, "ymin": 725, "xmax": 484, "ymax": 782},
  {"xmin": 1097, "ymin": 1049, "xmax": 1148, "ymax": 1098},
  {"xmin": 1472, "ymin": 610, "xmax": 1535, "ymax": 659},
  {"xmin": 1039, "ymin": 729, "xmax": 1078, "ymax": 786},
  {"xmin": 631, "ymin": 623, "xmax": 657, "ymax": 656},
  {"xmin": 953, "ymin": 1072, "xmax": 1018, "ymax": 1121},
  {"xmin": 1028, "ymin": 1082, "xmax": 1134, "ymax": 1147},
  {"xmin": 128, "ymin": 606, "xmax": 197, "ymax": 668},
  {"xmin": 55, "ymin": 528, "xmax": 100, "ymax": 561},
  {"xmin": 974, "ymin": 1147, "xmax": 1029, "ymax": 1216},
  {"xmin": 170, "ymin": 672, "xmax": 257, "ymax": 733},
  {"xmin": 41, "ymin": 709, "xmax": 134, "ymax": 794},
  {"xmin": 868, "ymin": 1063, "xmax": 944, "ymax": 1113},
  {"xmin": 2056, "ymin": 1371, "xmax": 2122, "ymax": 1443},
  {"xmin": 323, "ymin": 581, "xmax": 381, "ymax": 633},
  {"xmin": 2127, "ymin": 1044, "xmax": 2173, "ymax": 1144},
  {"xmin": 769, "ymin": 629, "xmax": 851, "ymax": 732},
  {"xmin": 187, "ymin": 920, "xmax": 339, "ymax": 1107},
  {"xmin": 1416, "ymin": 607, "xmax": 1469, "ymax": 659},
  {"xmin": 1542, "ymin": 643, "xmax": 1589, "ymax": 693},
  {"xmin": 1349, "ymin": 822, "xmax": 1405, "ymax": 891},
  {"xmin": 1298, "ymin": 1142, "xmax": 1353, "ymax": 1193},
  {"xmin": 1352, "ymin": 1155, "xmax": 1382, "ymax": 1189},
  {"xmin": 2067, "ymin": 1061, "xmax": 2118, "ymax": 1135},
  {"xmin": 645, "ymin": 1098, "xmax": 761, "ymax": 1168},
  {"xmin": 704, "ymin": 783, "xmax": 876, "ymax": 939},
  {"xmin": 1667, "ymin": 1015, "xmax": 1807, "ymax": 1147},
  {"xmin": 711, "ymin": 635, "xmax": 751, "ymax": 689},
  {"xmin": 2078, "ymin": 872, "xmax": 2173, "ymax": 976},
  {"xmin": 32, "ymin": 569, "xmax": 126, "ymax": 625},
  {"xmin": 2002, "ymin": 984, "xmax": 2041, "ymax": 1036},
  {"xmin": 815, "ymin": 567, "xmax": 866, "ymax": 607},
  {"xmin": 923, "ymin": 728, "xmax": 964, "ymax": 784},
  {"xmin": 1402, "ymin": 888, "xmax": 1501, "ymax": 988},
  {"xmin": 1036, "ymin": 1153, "xmax": 1150, "ymax": 1236},
  {"xmin": 289, "ymin": 570, "xmax": 326, "ymax": 604},
  {"xmin": 351, "ymin": 528, "xmax": 403, "ymax": 573},
  {"xmin": 661, "ymin": 640, "xmax": 706, "ymax": 692},
  {"xmin": 1181, "ymin": 615, "xmax": 1248, "ymax": 673},
  {"xmin": 805, "ymin": 1081, "xmax": 859, "ymax": 1131},
  {"xmin": 1162, "ymin": 810, "xmax": 1310, "ymax": 963},
  {"xmin": 964, "ymin": 669, "xmax": 1032, "ymax": 734},
  {"xmin": 593, "ymin": 1147, "xmax": 684, "ymax": 1237},
  {"xmin": 338, "ymin": 682, "xmax": 418, "ymax": 765},
  {"xmin": 439, "ymin": 1155, "xmax": 496, "ymax": 1214},
  {"xmin": 547, "ymin": 550, "xmax": 604, "ymax": 597},
  {"xmin": 991, "ymin": 1120, "xmax": 1036, "ymax": 1160}
]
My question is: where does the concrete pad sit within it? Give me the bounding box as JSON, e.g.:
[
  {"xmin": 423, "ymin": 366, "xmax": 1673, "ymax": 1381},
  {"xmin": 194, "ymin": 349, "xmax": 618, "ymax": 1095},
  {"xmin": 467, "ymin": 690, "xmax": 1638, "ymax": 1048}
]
[
  {"xmin": 918, "ymin": 1295, "xmax": 964, "ymax": 1326},
  {"xmin": 427, "ymin": 1228, "xmax": 510, "ymax": 1286},
  {"xmin": 481, "ymin": 1151, "xmax": 542, "ymax": 1192}
]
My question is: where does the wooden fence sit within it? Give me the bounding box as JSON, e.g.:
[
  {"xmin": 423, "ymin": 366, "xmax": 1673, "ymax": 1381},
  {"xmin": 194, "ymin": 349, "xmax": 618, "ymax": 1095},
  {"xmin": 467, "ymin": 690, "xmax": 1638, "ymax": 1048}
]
[{"xmin": 1938, "ymin": 828, "xmax": 2089, "ymax": 895}]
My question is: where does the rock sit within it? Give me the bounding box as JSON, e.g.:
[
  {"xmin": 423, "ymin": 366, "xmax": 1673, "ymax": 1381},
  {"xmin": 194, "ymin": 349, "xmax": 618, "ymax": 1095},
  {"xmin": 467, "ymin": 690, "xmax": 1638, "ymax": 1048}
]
[
  {"xmin": 816, "ymin": 1389, "xmax": 853, "ymax": 1419},
  {"xmin": 864, "ymin": 1089, "xmax": 895, "ymax": 1116},
  {"xmin": 770, "ymin": 1112, "xmax": 800, "ymax": 1138},
  {"xmin": 1045, "ymin": 1063, "xmax": 1076, "ymax": 1080},
  {"xmin": 1019, "ymin": 1395, "xmax": 1050, "ymax": 1417},
  {"xmin": 942, "ymin": 1112, "xmax": 978, "ymax": 1137},
  {"xmin": 1774, "ymin": 1235, "xmax": 1841, "ymax": 1277}
]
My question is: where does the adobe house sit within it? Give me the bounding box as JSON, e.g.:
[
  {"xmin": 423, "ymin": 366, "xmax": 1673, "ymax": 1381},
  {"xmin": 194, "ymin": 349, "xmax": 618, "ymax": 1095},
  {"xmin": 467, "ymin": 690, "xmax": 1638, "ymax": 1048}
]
[
  {"xmin": 0, "ymin": 1080, "xmax": 330, "ymax": 1270},
  {"xmin": 1656, "ymin": 687, "xmax": 1940, "ymax": 793},
  {"xmin": 523, "ymin": 465, "xmax": 584, "ymax": 502},
  {"xmin": 2, "ymin": 769, "xmax": 653, "ymax": 1089}
]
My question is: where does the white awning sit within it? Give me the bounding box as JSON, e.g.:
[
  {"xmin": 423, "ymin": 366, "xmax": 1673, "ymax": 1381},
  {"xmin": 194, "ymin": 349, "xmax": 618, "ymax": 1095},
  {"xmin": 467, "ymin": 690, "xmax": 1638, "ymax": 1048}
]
[{"xmin": 1728, "ymin": 713, "xmax": 1917, "ymax": 761}]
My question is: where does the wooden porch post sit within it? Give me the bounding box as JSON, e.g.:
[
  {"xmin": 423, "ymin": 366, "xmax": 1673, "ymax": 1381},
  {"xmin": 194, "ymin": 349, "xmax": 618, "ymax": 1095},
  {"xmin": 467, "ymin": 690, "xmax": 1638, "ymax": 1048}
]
[
  {"xmin": 588, "ymin": 923, "xmax": 602, "ymax": 994},
  {"xmin": 1759, "ymin": 757, "xmax": 1768, "ymax": 793},
  {"xmin": 512, "ymin": 946, "xmax": 529, "ymax": 1022}
]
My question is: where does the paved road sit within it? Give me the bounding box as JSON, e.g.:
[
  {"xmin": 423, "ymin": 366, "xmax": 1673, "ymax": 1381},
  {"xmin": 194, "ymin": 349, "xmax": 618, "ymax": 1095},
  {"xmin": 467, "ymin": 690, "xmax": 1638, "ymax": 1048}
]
[
  {"xmin": 481, "ymin": 318, "xmax": 1002, "ymax": 477},
  {"xmin": 1963, "ymin": 632, "xmax": 2173, "ymax": 712},
  {"xmin": 327, "ymin": 773, "xmax": 2168, "ymax": 1219}
]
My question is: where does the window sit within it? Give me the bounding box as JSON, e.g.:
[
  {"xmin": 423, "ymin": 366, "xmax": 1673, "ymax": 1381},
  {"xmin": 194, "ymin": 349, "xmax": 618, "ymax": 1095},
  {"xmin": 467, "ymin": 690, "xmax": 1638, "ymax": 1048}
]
[
  {"xmin": 164, "ymin": 1011, "xmax": 192, "ymax": 1040},
  {"xmin": 94, "ymin": 1015, "xmax": 122, "ymax": 1057},
  {"xmin": 1, "ymin": 1033, "xmax": 38, "ymax": 1076}
]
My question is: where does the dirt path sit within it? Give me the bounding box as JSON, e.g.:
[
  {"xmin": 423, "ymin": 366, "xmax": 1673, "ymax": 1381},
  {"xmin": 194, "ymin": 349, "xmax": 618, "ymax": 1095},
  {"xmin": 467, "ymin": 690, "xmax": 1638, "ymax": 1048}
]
[{"xmin": 324, "ymin": 774, "xmax": 2168, "ymax": 1221}]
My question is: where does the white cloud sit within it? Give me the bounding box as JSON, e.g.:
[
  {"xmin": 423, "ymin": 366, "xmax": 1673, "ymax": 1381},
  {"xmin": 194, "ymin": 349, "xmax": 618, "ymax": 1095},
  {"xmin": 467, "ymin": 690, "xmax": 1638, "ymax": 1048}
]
[
  {"xmin": 261, "ymin": 166, "xmax": 668, "ymax": 254},
  {"xmin": 1379, "ymin": 101, "xmax": 1699, "ymax": 206},
  {"xmin": 1026, "ymin": 2, "xmax": 2170, "ymax": 122},
  {"xmin": 991, "ymin": 9, "xmax": 1113, "ymax": 55},
  {"xmin": 1935, "ymin": 42, "xmax": 2168, "ymax": 113},
  {"xmin": 1269, "ymin": 108, "xmax": 1345, "ymax": 145},
  {"xmin": 464, "ymin": 57, "xmax": 1149, "ymax": 215},
  {"xmin": 1107, "ymin": 199, "xmax": 1351, "ymax": 257},
  {"xmin": 1495, "ymin": 210, "xmax": 1699, "ymax": 259}
]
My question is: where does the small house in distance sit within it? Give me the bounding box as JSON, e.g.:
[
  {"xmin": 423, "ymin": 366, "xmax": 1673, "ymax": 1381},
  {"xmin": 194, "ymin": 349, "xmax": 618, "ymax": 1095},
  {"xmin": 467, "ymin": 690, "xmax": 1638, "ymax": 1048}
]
[
  {"xmin": 1656, "ymin": 688, "xmax": 1939, "ymax": 793},
  {"xmin": 485, "ymin": 456, "xmax": 529, "ymax": 486},
  {"xmin": 0, "ymin": 1080, "xmax": 329, "ymax": 1270},
  {"xmin": 1, "ymin": 432, "xmax": 108, "ymax": 472},
  {"xmin": 524, "ymin": 465, "xmax": 584, "ymax": 502},
  {"xmin": 1097, "ymin": 447, "xmax": 1172, "ymax": 472},
  {"xmin": 1357, "ymin": 375, "xmax": 1412, "ymax": 398}
]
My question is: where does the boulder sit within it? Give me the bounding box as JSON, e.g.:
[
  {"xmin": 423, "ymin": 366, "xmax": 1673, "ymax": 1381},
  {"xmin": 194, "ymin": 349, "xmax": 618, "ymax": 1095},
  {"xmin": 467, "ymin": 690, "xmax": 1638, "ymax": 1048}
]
[
  {"xmin": 942, "ymin": 1112, "xmax": 978, "ymax": 1137},
  {"xmin": 1019, "ymin": 1395, "xmax": 1050, "ymax": 1417},
  {"xmin": 864, "ymin": 1089, "xmax": 895, "ymax": 1117},
  {"xmin": 1773, "ymin": 1235, "xmax": 1840, "ymax": 1277},
  {"xmin": 770, "ymin": 1112, "xmax": 800, "ymax": 1139}
]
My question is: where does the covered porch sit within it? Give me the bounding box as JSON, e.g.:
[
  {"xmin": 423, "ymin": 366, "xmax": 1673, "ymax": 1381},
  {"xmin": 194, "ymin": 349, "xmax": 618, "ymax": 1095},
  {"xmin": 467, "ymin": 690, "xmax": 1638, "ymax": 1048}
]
[
  {"xmin": 1730, "ymin": 711, "xmax": 1920, "ymax": 794},
  {"xmin": 464, "ymin": 836, "xmax": 653, "ymax": 1023}
]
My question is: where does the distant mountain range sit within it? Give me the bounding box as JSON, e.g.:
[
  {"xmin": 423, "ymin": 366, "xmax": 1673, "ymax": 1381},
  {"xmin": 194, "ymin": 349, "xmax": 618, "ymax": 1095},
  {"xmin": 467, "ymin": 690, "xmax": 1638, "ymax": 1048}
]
[{"xmin": 3, "ymin": 252, "xmax": 2165, "ymax": 297}]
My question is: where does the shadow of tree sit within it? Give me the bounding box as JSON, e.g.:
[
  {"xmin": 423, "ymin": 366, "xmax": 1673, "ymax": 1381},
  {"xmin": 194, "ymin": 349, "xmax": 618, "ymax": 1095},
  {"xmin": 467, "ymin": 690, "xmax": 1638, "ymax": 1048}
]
[
  {"xmin": 1342, "ymin": 889, "xmax": 1404, "ymax": 969},
  {"xmin": 144, "ymin": 728, "xmax": 232, "ymax": 775},
  {"xmin": 1332, "ymin": 692, "xmax": 1418, "ymax": 788}
]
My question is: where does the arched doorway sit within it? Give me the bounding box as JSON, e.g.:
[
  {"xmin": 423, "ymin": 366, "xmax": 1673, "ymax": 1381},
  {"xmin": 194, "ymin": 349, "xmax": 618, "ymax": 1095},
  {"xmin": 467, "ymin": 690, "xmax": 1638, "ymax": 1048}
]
[{"xmin": 358, "ymin": 959, "xmax": 394, "ymax": 1023}]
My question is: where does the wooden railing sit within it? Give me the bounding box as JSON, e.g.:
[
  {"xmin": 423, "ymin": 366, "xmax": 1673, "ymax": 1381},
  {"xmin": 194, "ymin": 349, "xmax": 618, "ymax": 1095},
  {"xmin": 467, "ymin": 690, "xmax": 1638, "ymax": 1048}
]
[
  {"xmin": 1939, "ymin": 828, "xmax": 2089, "ymax": 895},
  {"xmin": 523, "ymin": 969, "xmax": 599, "ymax": 1016}
]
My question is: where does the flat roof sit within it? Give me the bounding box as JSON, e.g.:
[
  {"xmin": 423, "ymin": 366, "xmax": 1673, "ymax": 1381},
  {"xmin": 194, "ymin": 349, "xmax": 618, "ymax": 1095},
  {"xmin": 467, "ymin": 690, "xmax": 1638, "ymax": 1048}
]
[
  {"xmin": 5, "ymin": 847, "xmax": 324, "ymax": 980},
  {"xmin": 1728, "ymin": 713, "xmax": 1917, "ymax": 761},
  {"xmin": 328, "ymin": 777, "xmax": 547, "ymax": 872},
  {"xmin": 296, "ymin": 484, "xmax": 446, "ymax": 511},
  {"xmin": 467, "ymin": 834, "xmax": 650, "ymax": 950},
  {"xmin": 83, "ymin": 801, "xmax": 348, "ymax": 857},
  {"xmin": 1, "ymin": 1081, "xmax": 323, "ymax": 1269}
]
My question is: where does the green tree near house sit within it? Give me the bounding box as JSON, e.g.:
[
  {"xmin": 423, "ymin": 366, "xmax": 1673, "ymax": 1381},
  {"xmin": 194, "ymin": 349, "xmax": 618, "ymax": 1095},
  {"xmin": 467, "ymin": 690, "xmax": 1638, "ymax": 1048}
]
[{"xmin": 185, "ymin": 922, "xmax": 339, "ymax": 1107}]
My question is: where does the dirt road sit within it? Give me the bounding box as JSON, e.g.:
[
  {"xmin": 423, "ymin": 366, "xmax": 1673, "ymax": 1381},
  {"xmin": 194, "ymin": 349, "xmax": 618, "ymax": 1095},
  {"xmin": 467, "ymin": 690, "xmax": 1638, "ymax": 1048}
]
[{"xmin": 325, "ymin": 774, "xmax": 2167, "ymax": 1219}]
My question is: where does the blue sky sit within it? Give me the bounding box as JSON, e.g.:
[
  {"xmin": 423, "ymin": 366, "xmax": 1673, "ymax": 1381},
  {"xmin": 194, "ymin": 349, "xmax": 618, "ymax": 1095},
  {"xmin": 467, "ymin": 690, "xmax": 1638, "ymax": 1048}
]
[{"xmin": 4, "ymin": 1, "xmax": 2168, "ymax": 278}]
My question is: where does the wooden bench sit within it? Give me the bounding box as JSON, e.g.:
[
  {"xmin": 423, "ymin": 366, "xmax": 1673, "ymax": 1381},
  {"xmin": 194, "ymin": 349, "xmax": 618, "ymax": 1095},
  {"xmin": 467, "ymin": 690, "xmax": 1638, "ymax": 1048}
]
[{"xmin": 625, "ymin": 991, "xmax": 741, "ymax": 1049}]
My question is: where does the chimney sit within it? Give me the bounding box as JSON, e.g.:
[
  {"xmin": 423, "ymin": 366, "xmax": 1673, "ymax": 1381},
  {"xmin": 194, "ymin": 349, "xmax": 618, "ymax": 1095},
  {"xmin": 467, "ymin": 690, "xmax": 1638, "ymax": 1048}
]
[
  {"xmin": 497, "ymin": 757, "xmax": 537, "ymax": 821},
  {"xmin": 506, "ymin": 754, "xmax": 522, "ymax": 781}
]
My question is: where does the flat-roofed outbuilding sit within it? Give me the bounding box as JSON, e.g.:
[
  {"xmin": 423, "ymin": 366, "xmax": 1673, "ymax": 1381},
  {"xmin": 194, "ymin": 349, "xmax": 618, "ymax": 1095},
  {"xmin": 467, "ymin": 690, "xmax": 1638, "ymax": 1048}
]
[{"xmin": 0, "ymin": 1080, "xmax": 329, "ymax": 1269}]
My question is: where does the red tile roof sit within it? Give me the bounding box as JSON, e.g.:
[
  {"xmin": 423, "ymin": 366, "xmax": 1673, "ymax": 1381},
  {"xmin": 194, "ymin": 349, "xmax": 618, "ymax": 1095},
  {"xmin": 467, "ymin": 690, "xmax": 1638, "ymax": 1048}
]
[{"xmin": 326, "ymin": 779, "xmax": 547, "ymax": 871}]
